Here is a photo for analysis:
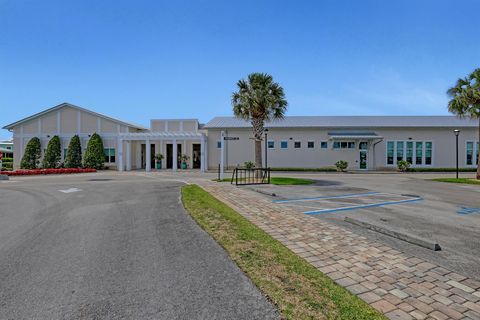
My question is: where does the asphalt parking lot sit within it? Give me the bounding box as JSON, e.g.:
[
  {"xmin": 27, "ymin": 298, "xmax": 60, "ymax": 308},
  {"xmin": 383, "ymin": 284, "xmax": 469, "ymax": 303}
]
[
  {"xmin": 0, "ymin": 173, "xmax": 278, "ymax": 319},
  {"xmin": 249, "ymin": 173, "xmax": 480, "ymax": 280}
]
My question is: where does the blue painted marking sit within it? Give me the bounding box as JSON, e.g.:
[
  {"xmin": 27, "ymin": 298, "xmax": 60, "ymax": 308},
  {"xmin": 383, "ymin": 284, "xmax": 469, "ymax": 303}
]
[
  {"xmin": 457, "ymin": 207, "xmax": 480, "ymax": 215},
  {"xmin": 272, "ymin": 191, "xmax": 380, "ymax": 204},
  {"xmin": 303, "ymin": 197, "xmax": 423, "ymax": 215}
]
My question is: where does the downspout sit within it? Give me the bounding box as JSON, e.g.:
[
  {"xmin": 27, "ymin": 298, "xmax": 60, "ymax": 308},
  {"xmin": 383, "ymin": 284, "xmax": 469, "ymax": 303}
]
[{"xmin": 372, "ymin": 138, "xmax": 384, "ymax": 170}]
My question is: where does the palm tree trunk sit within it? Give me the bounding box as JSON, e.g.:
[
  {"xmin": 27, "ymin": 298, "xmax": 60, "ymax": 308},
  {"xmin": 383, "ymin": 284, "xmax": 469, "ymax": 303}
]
[
  {"xmin": 477, "ymin": 118, "xmax": 480, "ymax": 179},
  {"xmin": 251, "ymin": 118, "xmax": 264, "ymax": 169}
]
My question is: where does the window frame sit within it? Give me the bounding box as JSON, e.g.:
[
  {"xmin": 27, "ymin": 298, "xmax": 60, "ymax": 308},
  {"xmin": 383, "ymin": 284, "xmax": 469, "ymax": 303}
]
[
  {"xmin": 320, "ymin": 141, "xmax": 328, "ymax": 149},
  {"xmin": 280, "ymin": 140, "xmax": 288, "ymax": 149},
  {"xmin": 307, "ymin": 141, "xmax": 315, "ymax": 149},
  {"xmin": 465, "ymin": 141, "xmax": 479, "ymax": 166},
  {"xmin": 104, "ymin": 148, "xmax": 116, "ymax": 163},
  {"xmin": 294, "ymin": 141, "xmax": 301, "ymax": 149},
  {"xmin": 267, "ymin": 140, "xmax": 275, "ymax": 149},
  {"xmin": 386, "ymin": 140, "xmax": 433, "ymax": 167}
]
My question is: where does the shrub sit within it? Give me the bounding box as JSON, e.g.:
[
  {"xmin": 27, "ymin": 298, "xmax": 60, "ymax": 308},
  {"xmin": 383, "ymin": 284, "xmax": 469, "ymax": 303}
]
[
  {"xmin": 65, "ymin": 135, "xmax": 82, "ymax": 168},
  {"xmin": 42, "ymin": 135, "xmax": 62, "ymax": 168},
  {"xmin": 4, "ymin": 168, "xmax": 96, "ymax": 176},
  {"xmin": 1, "ymin": 157, "xmax": 13, "ymax": 162},
  {"xmin": 397, "ymin": 160, "xmax": 411, "ymax": 172},
  {"xmin": 83, "ymin": 133, "xmax": 105, "ymax": 169},
  {"xmin": 20, "ymin": 137, "xmax": 42, "ymax": 169},
  {"xmin": 244, "ymin": 161, "xmax": 255, "ymax": 169},
  {"xmin": 335, "ymin": 160, "xmax": 348, "ymax": 172}
]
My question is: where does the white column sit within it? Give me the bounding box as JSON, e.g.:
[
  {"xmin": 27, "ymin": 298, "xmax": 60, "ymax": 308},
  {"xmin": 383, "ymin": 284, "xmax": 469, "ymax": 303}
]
[
  {"xmin": 117, "ymin": 138, "xmax": 124, "ymax": 171},
  {"xmin": 160, "ymin": 141, "xmax": 164, "ymax": 168},
  {"xmin": 200, "ymin": 136, "xmax": 205, "ymax": 172},
  {"xmin": 126, "ymin": 141, "xmax": 131, "ymax": 171},
  {"xmin": 173, "ymin": 139, "xmax": 177, "ymax": 171},
  {"xmin": 220, "ymin": 131, "xmax": 225, "ymax": 179},
  {"xmin": 145, "ymin": 139, "xmax": 151, "ymax": 172}
]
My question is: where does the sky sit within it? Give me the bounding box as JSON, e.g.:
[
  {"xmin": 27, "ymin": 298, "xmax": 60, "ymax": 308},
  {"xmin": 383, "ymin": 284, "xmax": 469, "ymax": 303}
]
[{"xmin": 1, "ymin": 0, "xmax": 479, "ymax": 139}]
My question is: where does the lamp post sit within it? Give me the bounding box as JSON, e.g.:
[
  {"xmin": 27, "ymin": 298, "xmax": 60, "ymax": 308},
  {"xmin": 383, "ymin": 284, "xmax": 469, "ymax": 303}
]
[
  {"xmin": 264, "ymin": 129, "xmax": 269, "ymax": 168},
  {"xmin": 454, "ymin": 129, "xmax": 460, "ymax": 179}
]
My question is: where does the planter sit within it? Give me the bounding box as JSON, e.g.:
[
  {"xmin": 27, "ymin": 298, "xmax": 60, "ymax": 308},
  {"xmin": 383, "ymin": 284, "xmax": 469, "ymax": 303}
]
[
  {"xmin": 181, "ymin": 162, "xmax": 187, "ymax": 169},
  {"xmin": 156, "ymin": 162, "xmax": 162, "ymax": 170}
]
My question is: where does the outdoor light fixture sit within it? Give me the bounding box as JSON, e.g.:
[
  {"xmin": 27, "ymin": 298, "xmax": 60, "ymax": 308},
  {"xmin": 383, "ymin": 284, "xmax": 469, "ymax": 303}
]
[{"xmin": 454, "ymin": 129, "xmax": 460, "ymax": 179}]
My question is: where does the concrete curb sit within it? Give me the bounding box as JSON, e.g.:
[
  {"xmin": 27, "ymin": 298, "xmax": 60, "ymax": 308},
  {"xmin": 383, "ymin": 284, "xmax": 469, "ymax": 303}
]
[
  {"xmin": 344, "ymin": 216, "xmax": 441, "ymax": 251},
  {"xmin": 0, "ymin": 174, "xmax": 9, "ymax": 180}
]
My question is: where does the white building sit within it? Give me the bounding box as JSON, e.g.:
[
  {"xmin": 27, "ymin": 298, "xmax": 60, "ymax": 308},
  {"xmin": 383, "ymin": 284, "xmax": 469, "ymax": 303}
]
[{"xmin": 2, "ymin": 103, "xmax": 479, "ymax": 171}]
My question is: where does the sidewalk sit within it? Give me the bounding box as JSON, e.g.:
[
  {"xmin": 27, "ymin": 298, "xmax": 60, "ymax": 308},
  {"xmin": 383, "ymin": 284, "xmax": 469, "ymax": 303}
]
[{"xmin": 198, "ymin": 181, "xmax": 480, "ymax": 320}]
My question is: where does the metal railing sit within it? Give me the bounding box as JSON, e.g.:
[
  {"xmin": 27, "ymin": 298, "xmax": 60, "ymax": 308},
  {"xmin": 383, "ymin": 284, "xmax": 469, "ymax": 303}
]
[{"xmin": 231, "ymin": 168, "xmax": 270, "ymax": 186}]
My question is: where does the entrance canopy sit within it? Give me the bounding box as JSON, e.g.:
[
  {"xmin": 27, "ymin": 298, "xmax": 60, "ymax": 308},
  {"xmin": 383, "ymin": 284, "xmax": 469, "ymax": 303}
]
[
  {"xmin": 117, "ymin": 131, "xmax": 206, "ymax": 172},
  {"xmin": 327, "ymin": 132, "xmax": 383, "ymax": 140}
]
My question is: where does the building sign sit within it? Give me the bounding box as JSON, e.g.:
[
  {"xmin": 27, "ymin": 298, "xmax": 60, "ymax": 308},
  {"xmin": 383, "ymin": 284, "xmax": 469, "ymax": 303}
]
[{"xmin": 224, "ymin": 137, "xmax": 239, "ymax": 141}]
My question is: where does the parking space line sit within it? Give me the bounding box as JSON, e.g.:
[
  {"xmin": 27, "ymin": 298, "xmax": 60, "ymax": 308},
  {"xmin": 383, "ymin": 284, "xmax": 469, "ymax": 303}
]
[
  {"xmin": 272, "ymin": 191, "xmax": 380, "ymax": 204},
  {"xmin": 303, "ymin": 197, "xmax": 423, "ymax": 215}
]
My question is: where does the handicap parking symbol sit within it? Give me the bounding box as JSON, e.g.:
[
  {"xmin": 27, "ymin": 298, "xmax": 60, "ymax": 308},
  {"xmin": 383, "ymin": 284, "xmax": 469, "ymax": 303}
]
[{"xmin": 457, "ymin": 207, "xmax": 480, "ymax": 215}]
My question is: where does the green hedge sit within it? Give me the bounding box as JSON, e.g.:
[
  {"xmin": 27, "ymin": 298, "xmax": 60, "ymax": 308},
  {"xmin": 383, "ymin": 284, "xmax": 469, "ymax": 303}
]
[
  {"xmin": 1, "ymin": 157, "xmax": 13, "ymax": 162},
  {"xmin": 408, "ymin": 167, "xmax": 476, "ymax": 172}
]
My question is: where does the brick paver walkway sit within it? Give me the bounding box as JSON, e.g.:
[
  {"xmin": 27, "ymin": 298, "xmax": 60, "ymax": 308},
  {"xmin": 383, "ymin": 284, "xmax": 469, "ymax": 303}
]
[{"xmin": 199, "ymin": 182, "xmax": 480, "ymax": 320}]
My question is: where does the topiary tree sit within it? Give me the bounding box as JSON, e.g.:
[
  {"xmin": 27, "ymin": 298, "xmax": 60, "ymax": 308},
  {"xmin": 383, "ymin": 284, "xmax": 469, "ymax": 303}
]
[
  {"xmin": 65, "ymin": 135, "xmax": 82, "ymax": 168},
  {"xmin": 83, "ymin": 133, "xmax": 105, "ymax": 169},
  {"xmin": 20, "ymin": 137, "xmax": 42, "ymax": 169},
  {"xmin": 42, "ymin": 135, "xmax": 62, "ymax": 168}
]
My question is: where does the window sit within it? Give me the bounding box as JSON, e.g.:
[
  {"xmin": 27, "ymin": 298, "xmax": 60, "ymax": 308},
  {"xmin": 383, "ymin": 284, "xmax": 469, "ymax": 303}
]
[
  {"xmin": 217, "ymin": 141, "xmax": 222, "ymax": 148},
  {"xmin": 387, "ymin": 141, "xmax": 394, "ymax": 165},
  {"xmin": 396, "ymin": 141, "xmax": 404, "ymax": 163},
  {"xmin": 333, "ymin": 141, "xmax": 355, "ymax": 149},
  {"xmin": 267, "ymin": 141, "xmax": 275, "ymax": 149},
  {"xmin": 415, "ymin": 142, "xmax": 423, "ymax": 165},
  {"xmin": 359, "ymin": 142, "xmax": 368, "ymax": 150},
  {"xmin": 321, "ymin": 141, "xmax": 328, "ymax": 149},
  {"xmin": 466, "ymin": 141, "xmax": 479, "ymax": 165},
  {"xmin": 307, "ymin": 141, "xmax": 314, "ymax": 149},
  {"xmin": 6, "ymin": 146, "xmax": 12, "ymax": 150},
  {"xmin": 294, "ymin": 141, "xmax": 301, "ymax": 148},
  {"xmin": 387, "ymin": 140, "xmax": 432, "ymax": 166},
  {"xmin": 64, "ymin": 148, "xmax": 68, "ymax": 160},
  {"xmin": 104, "ymin": 148, "xmax": 116, "ymax": 163},
  {"xmin": 280, "ymin": 141, "xmax": 288, "ymax": 149},
  {"xmin": 406, "ymin": 142, "xmax": 413, "ymax": 164},
  {"xmin": 425, "ymin": 142, "xmax": 432, "ymax": 165}
]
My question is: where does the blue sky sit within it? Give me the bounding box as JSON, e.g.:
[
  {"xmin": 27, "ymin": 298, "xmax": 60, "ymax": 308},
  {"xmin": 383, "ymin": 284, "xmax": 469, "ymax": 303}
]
[{"xmin": 1, "ymin": 0, "xmax": 479, "ymax": 139}]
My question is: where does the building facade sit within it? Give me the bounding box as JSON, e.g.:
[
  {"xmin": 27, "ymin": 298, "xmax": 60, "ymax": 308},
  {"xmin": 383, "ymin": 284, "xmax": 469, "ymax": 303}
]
[{"xmin": 2, "ymin": 103, "xmax": 479, "ymax": 171}]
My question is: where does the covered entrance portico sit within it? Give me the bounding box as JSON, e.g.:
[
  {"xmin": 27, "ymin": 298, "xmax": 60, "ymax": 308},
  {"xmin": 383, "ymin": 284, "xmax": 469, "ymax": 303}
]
[{"xmin": 117, "ymin": 132, "xmax": 207, "ymax": 172}]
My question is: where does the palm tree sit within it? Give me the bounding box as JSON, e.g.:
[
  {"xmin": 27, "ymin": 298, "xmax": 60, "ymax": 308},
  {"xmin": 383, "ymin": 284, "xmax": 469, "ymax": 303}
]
[
  {"xmin": 232, "ymin": 73, "xmax": 287, "ymax": 169},
  {"xmin": 447, "ymin": 68, "xmax": 480, "ymax": 179}
]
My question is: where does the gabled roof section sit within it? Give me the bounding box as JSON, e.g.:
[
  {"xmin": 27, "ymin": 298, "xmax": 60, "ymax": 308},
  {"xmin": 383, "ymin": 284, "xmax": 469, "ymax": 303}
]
[
  {"xmin": 2, "ymin": 102, "xmax": 148, "ymax": 130},
  {"xmin": 204, "ymin": 116, "xmax": 478, "ymax": 128}
]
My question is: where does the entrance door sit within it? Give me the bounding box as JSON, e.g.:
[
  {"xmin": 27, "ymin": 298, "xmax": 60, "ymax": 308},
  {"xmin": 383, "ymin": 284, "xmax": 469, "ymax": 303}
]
[
  {"xmin": 166, "ymin": 143, "xmax": 182, "ymax": 169},
  {"xmin": 141, "ymin": 144, "xmax": 156, "ymax": 169},
  {"xmin": 166, "ymin": 144, "xmax": 173, "ymax": 169},
  {"xmin": 359, "ymin": 150, "xmax": 367, "ymax": 169},
  {"xmin": 192, "ymin": 144, "xmax": 201, "ymax": 169},
  {"xmin": 141, "ymin": 144, "xmax": 146, "ymax": 169}
]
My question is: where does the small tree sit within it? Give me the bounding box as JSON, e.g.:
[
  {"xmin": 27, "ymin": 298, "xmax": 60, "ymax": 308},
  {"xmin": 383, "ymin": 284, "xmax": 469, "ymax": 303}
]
[
  {"xmin": 65, "ymin": 135, "xmax": 82, "ymax": 168},
  {"xmin": 244, "ymin": 161, "xmax": 255, "ymax": 169},
  {"xmin": 83, "ymin": 133, "xmax": 105, "ymax": 169},
  {"xmin": 335, "ymin": 160, "xmax": 348, "ymax": 172},
  {"xmin": 20, "ymin": 137, "xmax": 42, "ymax": 169},
  {"xmin": 42, "ymin": 135, "xmax": 62, "ymax": 168}
]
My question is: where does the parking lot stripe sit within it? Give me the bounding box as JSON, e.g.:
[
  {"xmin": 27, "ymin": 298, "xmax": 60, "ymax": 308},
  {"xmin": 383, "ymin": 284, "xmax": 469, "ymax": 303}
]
[
  {"xmin": 272, "ymin": 191, "xmax": 380, "ymax": 204},
  {"xmin": 303, "ymin": 197, "xmax": 423, "ymax": 215}
]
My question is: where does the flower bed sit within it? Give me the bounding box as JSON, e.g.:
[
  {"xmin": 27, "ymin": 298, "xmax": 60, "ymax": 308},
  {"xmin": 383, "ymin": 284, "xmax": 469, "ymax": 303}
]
[{"xmin": 3, "ymin": 168, "xmax": 97, "ymax": 176}]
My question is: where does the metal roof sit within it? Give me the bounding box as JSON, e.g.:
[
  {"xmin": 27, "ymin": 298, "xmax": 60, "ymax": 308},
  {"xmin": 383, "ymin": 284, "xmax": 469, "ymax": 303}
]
[
  {"xmin": 2, "ymin": 102, "xmax": 148, "ymax": 130},
  {"xmin": 204, "ymin": 116, "xmax": 478, "ymax": 129}
]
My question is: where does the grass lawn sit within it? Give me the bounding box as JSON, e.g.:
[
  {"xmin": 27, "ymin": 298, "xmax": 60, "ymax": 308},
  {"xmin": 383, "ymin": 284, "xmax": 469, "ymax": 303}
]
[
  {"xmin": 181, "ymin": 185, "xmax": 386, "ymax": 320},
  {"xmin": 432, "ymin": 178, "xmax": 480, "ymax": 185},
  {"xmin": 213, "ymin": 176, "xmax": 315, "ymax": 185}
]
